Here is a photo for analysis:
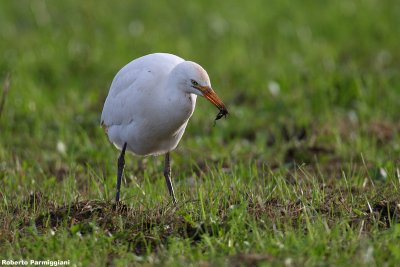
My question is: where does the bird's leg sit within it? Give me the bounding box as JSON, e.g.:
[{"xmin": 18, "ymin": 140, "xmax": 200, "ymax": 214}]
[
  {"xmin": 116, "ymin": 142, "xmax": 127, "ymax": 202},
  {"xmin": 164, "ymin": 152, "xmax": 177, "ymax": 204}
]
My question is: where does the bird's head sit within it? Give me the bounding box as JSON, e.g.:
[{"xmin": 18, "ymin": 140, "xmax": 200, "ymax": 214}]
[{"xmin": 173, "ymin": 61, "xmax": 228, "ymax": 115}]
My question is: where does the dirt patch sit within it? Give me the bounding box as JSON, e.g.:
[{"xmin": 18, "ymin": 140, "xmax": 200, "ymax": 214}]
[
  {"xmin": 280, "ymin": 125, "xmax": 308, "ymax": 142},
  {"xmin": 31, "ymin": 199, "xmax": 218, "ymax": 254},
  {"xmin": 229, "ymin": 253, "xmax": 276, "ymax": 267},
  {"xmin": 247, "ymin": 197, "xmax": 303, "ymax": 221},
  {"xmin": 46, "ymin": 163, "xmax": 70, "ymax": 182},
  {"xmin": 23, "ymin": 191, "xmax": 46, "ymax": 209},
  {"xmin": 22, "ymin": 183, "xmax": 399, "ymax": 255},
  {"xmin": 364, "ymin": 200, "xmax": 400, "ymax": 228},
  {"xmin": 35, "ymin": 200, "xmax": 113, "ymax": 230},
  {"xmin": 247, "ymin": 188, "xmax": 400, "ymax": 232},
  {"xmin": 284, "ymin": 144, "xmax": 335, "ymax": 164},
  {"xmin": 367, "ymin": 120, "xmax": 398, "ymax": 143}
]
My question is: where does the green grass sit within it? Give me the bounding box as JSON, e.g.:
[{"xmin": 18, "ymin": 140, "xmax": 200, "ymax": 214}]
[{"xmin": 1, "ymin": 0, "xmax": 400, "ymax": 266}]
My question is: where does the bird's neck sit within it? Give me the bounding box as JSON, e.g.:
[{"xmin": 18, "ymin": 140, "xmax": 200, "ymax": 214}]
[{"xmin": 158, "ymin": 80, "xmax": 196, "ymax": 126}]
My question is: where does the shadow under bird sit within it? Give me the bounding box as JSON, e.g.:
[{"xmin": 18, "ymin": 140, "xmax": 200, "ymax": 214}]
[{"xmin": 101, "ymin": 53, "xmax": 228, "ymax": 204}]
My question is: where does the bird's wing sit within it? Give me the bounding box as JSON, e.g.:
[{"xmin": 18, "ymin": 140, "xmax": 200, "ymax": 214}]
[{"xmin": 101, "ymin": 53, "xmax": 184, "ymax": 127}]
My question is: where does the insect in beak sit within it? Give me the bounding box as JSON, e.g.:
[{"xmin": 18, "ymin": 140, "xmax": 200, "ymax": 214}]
[{"xmin": 215, "ymin": 107, "xmax": 228, "ymax": 121}]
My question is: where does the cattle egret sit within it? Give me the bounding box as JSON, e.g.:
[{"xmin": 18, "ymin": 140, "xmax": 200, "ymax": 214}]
[{"xmin": 101, "ymin": 53, "xmax": 228, "ymax": 204}]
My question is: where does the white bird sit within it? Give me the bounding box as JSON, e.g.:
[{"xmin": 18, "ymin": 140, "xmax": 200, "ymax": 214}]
[{"xmin": 101, "ymin": 53, "xmax": 228, "ymax": 204}]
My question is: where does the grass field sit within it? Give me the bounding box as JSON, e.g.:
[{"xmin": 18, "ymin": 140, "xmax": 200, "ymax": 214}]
[{"xmin": 1, "ymin": 0, "xmax": 400, "ymax": 266}]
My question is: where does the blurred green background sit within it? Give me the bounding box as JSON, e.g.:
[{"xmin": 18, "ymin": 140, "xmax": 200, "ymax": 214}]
[{"xmin": 1, "ymin": 0, "xmax": 399, "ymax": 198}]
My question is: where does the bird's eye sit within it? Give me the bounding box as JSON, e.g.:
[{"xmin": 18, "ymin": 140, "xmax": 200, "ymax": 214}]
[{"xmin": 191, "ymin": 80, "xmax": 199, "ymax": 86}]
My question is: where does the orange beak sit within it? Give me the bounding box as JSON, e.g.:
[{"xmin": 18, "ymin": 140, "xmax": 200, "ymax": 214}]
[{"xmin": 199, "ymin": 86, "xmax": 228, "ymax": 112}]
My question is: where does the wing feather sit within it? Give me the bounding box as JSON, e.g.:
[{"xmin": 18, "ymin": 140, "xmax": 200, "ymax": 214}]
[{"xmin": 101, "ymin": 53, "xmax": 184, "ymax": 127}]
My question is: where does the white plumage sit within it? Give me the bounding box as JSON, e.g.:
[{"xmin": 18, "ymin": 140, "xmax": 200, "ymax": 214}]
[{"xmin": 101, "ymin": 53, "xmax": 228, "ymax": 203}]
